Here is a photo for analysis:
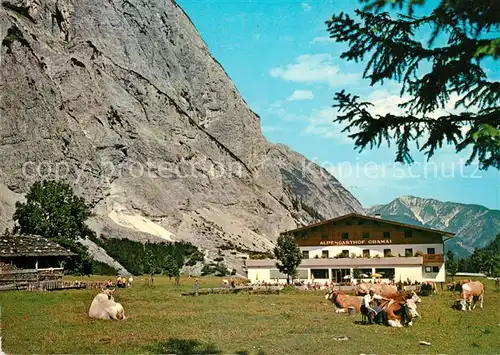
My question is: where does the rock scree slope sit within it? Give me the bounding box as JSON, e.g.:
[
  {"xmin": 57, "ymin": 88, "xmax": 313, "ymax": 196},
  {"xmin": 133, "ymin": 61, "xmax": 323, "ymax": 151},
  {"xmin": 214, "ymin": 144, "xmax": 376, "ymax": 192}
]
[{"xmin": 0, "ymin": 0, "xmax": 363, "ymax": 272}]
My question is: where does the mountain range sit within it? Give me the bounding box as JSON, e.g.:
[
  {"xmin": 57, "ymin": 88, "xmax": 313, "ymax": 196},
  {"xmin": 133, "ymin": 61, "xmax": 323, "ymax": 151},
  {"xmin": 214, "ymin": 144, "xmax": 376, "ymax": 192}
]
[{"xmin": 368, "ymin": 196, "xmax": 500, "ymax": 257}]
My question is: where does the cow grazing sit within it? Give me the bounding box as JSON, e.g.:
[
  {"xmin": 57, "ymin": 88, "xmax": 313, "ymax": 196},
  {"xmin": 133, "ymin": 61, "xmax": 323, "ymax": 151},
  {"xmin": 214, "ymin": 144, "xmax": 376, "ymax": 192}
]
[
  {"xmin": 419, "ymin": 281, "xmax": 438, "ymax": 295},
  {"xmin": 457, "ymin": 281, "xmax": 484, "ymax": 311},
  {"xmin": 325, "ymin": 290, "xmax": 362, "ymax": 313},
  {"xmin": 88, "ymin": 289, "xmax": 126, "ymax": 320}
]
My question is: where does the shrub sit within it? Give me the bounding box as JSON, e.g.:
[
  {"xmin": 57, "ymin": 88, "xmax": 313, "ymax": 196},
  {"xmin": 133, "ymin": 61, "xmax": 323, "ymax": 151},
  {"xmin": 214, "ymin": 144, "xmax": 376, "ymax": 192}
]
[
  {"xmin": 95, "ymin": 236, "xmax": 203, "ymax": 276},
  {"xmin": 91, "ymin": 260, "xmax": 119, "ymax": 276}
]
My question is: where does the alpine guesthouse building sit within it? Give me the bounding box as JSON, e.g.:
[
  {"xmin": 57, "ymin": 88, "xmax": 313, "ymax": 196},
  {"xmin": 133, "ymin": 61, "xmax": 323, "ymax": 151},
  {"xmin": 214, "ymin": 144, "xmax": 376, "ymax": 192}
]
[{"xmin": 245, "ymin": 213, "xmax": 454, "ymax": 283}]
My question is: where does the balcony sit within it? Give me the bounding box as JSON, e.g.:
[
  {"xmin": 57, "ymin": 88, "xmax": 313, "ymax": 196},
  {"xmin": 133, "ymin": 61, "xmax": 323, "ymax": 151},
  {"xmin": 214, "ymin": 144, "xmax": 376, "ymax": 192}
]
[{"xmin": 423, "ymin": 254, "xmax": 444, "ymax": 263}]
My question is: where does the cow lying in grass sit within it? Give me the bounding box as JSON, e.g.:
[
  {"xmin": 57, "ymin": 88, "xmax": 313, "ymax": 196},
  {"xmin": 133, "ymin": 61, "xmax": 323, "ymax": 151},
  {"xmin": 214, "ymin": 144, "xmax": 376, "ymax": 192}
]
[
  {"xmin": 377, "ymin": 298, "xmax": 420, "ymax": 327},
  {"xmin": 355, "ymin": 283, "xmax": 399, "ymax": 299},
  {"xmin": 325, "ymin": 290, "xmax": 362, "ymax": 313},
  {"xmin": 88, "ymin": 289, "xmax": 126, "ymax": 320},
  {"xmin": 455, "ymin": 281, "xmax": 484, "ymax": 311},
  {"xmin": 326, "ymin": 289, "xmax": 420, "ymax": 327}
]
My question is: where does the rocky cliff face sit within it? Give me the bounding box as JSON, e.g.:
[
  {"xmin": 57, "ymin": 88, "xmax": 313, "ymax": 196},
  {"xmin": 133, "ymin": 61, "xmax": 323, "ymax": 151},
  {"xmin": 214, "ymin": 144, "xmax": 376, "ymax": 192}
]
[
  {"xmin": 0, "ymin": 0, "xmax": 363, "ymax": 272},
  {"xmin": 369, "ymin": 196, "xmax": 500, "ymax": 257}
]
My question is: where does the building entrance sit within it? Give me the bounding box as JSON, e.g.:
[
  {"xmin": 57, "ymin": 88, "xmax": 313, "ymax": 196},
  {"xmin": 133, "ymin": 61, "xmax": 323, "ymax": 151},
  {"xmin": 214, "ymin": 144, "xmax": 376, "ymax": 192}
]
[{"xmin": 330, "ymin": 268, "xmax": 351, "ymax": 283}]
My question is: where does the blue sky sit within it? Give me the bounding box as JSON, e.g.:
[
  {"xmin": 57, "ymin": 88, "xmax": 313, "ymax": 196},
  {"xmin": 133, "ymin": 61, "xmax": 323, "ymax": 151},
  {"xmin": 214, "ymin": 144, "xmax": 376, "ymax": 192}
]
[{"xmin": 177, "ymin": 0, "xmax": 499, "ymax": 210}]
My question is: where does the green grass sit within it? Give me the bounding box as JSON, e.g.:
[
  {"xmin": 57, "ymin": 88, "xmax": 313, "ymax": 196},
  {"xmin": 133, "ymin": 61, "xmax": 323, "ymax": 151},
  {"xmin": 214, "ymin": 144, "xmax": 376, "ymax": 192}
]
[{"xmin": 0, "ymin": 276, "xmax": 499, "ymax": 354}]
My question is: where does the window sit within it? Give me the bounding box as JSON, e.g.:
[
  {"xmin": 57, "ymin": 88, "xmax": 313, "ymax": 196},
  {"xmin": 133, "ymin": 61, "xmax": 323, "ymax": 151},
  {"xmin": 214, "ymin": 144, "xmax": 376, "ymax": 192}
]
[
  {"xmin": 383, "ymin": 232, "xmax": 390, "ymax": 239},
  {"xmin": 363, "ymin": 249, "xmax": 370, "ymax": 258},
  {"xmin": 362, "ymin": 232, "xmax": 369, "ymax": 239},
  {"xmin": 322, "ymin": 250, "xmax": 329, "ymax": 258},
  {"xmin": 384, "ymin": 249, "xmax": 392, "ymax": 257},
  {"xmin": 425, "ymin": 266, "xmax": 440, "ymax": 274},
  {"xmin": 342, "ymin": 232, "xmax": 349, "ymax": 240},
  {"xmin": 302, "ymin": 251, "xmax": 309, "ymax": 259},
  {"xmin": 321, "ymin": 234, "xmax": 328, "ymax": 240},
  {"xmin": 427, "ymin": 248, "xmax": 435, "ymax": 255},
  {"xmin": 311, "ymin": 269, "xmax": 329, "ymax": 279},
  {"xmin": 405, "ymin": 230, "xmax": 413, "ymax": 238},
  {"xmin": 375, "ymin": 268, "xmax": 395, "ymax": 279},
  {"xmin": 405, "ymin": 248, "xmax": 413, "ymax": 257}
]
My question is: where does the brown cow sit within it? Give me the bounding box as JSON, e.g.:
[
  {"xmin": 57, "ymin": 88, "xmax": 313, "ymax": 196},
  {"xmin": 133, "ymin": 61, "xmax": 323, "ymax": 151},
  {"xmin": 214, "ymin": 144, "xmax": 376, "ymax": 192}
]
[
  {"xmin": 378, "ymin": 298, "xmax": 419, "ymax": 327},
  {"xmin": 355, "ymin": 283, "xmax": 398, "ymax": 298},
  {"xmin": 325, "ymin": 290, "xmax": 362, "ymax": 313},
  {"xmin": 457, "ymin": 281, "xmax": 484, "ymax": 311}
]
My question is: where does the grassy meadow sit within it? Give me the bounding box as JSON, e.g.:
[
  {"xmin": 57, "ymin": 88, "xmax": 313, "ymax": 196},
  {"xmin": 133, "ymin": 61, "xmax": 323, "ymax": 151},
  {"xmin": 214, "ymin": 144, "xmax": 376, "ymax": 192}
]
[{"xmin": 0, "ymin": 276, "xmax": 499, "ymax": 354}]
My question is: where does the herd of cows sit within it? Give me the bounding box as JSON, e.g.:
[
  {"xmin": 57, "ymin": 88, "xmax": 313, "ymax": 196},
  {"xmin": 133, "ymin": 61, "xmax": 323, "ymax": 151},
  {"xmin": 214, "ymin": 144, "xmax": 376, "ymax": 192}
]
[
  {"xmin": 324, "ymin": 280, "xmax": 486, "ymax": 327},
  {"xmin": 85, "ymin": 279, "xmax": 487, "ymax": 325}
]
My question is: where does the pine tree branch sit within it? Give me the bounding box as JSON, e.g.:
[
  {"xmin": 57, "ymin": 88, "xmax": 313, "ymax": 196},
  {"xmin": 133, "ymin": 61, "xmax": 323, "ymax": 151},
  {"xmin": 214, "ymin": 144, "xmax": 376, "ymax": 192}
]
[{"xmin": 333, "ymin": 91, "xmax": 500, "ymax": 168}]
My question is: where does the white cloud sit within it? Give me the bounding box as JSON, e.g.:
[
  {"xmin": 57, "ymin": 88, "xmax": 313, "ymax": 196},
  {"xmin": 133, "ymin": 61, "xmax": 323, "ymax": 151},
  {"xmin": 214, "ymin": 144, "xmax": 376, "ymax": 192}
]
[
  {"xmin": 310, "ymin": 36, "xmax": 334, "ymax": 44},
  {"xmin": 287, "ymin": 90, "xmax": 314, "ymax": 101},
  {"xmin": 302, "ymin": 2, "xmax": 312, "ymax": 12},
  {"xmin": 302, "ymin": 107, "xmax": 354, "ymax": 143},
  {"xmin": 322, "ymin": 149, "xmax": 481, "ymax": 198},
  {"xmin": 267, "ymin": 100, "xmax": 307, "ymax": 121},
  {"xmin": 269, "ymin": 54, "xmax": 361, "ymax": 87}
]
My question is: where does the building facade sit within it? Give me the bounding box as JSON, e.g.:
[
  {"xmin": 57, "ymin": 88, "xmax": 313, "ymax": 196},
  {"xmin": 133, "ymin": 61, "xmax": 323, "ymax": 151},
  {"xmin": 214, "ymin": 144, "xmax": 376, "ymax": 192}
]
[{"xmin": 246, "ymin": 213, "xmax": 454, "ymax": 283}]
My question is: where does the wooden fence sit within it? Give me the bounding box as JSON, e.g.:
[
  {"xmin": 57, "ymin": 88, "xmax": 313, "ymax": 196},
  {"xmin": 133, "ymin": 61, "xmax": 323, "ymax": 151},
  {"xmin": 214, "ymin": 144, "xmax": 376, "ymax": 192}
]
[
  {"xmin": 0, "ymin": 268, "xmax": 108, "ymax": 291},
  {"xmin": 26, "ymin": 280, "xmax": 109, "ymax": 291},
  {"xmin": 182, "ymin": 285, "xmax": 283, "ymax": 296},
  {"xmin": 0, "ymin": 268, "xmax": 64, "ymax": 290}
]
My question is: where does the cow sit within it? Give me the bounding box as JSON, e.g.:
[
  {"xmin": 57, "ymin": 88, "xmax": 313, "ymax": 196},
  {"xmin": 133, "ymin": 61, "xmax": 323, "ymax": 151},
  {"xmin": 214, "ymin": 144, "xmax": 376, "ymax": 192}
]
[
  {"xmin": 88, "ymin": 289, "xmax": 126, "ymax": 320},
  {"xmin": 456, "ymin": 281, "xmax": 484, "ymax": 311},
  {"xmin": 355, "ymin": 283, "xmax": 399, "ymax": 299},
  {"xmin": 371, "ymin": 291, "xmax": 421, "ymax": 318},
  {"xmin": 127, "ymin": 276, "xmax": 134, "ymax": 288},
  {"xmin": 400, "ymin": 290, "xmax": 422, "ymax": 304},
  {"xmin": 325, "ymin": 290, "xmax": 362, "ymax": 313},
  {"xmin": 379, "ymin": 298, "xmax": 419, "ymax": 327},
  {"xmin": 419, "ymin": 281, "xmax": 438, "ymax": 295}
]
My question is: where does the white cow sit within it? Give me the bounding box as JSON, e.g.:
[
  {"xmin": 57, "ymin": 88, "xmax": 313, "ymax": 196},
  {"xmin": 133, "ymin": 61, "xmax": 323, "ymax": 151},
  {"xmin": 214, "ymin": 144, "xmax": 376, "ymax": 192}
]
[{"xmin": 88, "ymin": 289, "xmax": 126, "ymax": 320}]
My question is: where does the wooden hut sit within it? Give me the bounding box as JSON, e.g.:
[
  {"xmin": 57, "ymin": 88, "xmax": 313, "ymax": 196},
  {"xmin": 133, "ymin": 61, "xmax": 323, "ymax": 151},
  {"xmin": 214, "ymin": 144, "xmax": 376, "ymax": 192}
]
[{"xmin": 0, "ymin": 233, "xmax": 75, "ymax": 270}]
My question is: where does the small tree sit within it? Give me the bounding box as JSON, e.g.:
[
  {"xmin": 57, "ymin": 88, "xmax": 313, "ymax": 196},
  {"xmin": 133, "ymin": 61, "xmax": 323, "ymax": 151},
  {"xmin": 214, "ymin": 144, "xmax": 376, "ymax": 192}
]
[
  {"xmin": 446, "ymin": 250, "xmax": 458, "ymax": 280},
  {"xmin": 215, "ymin": 262, "xmax": 229, "ymax": 277},
  {"xmin": 273, "ymin": 234, "xmax": 302, "ymax": 284},
  {"xmin": 163, "ymin": 254, "xmax": 179, "ymax": 279}
]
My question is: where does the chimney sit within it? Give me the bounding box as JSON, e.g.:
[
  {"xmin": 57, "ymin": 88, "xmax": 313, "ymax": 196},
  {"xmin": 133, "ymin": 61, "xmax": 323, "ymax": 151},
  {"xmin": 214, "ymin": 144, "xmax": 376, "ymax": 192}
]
[{"xmin": 374, "ymin": 213, "xmax": 381, "ymax": 219}]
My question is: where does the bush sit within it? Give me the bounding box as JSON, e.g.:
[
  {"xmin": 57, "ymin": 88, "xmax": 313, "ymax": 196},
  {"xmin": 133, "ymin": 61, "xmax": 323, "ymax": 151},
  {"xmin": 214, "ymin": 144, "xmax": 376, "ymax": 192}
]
[
  {"xmin": 91, "ymin": 260, "xmax": 119, "ymax": 275},
  {"xmin": 95, "ymin": 236, "xmax": 203, "ymax": 276}
]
